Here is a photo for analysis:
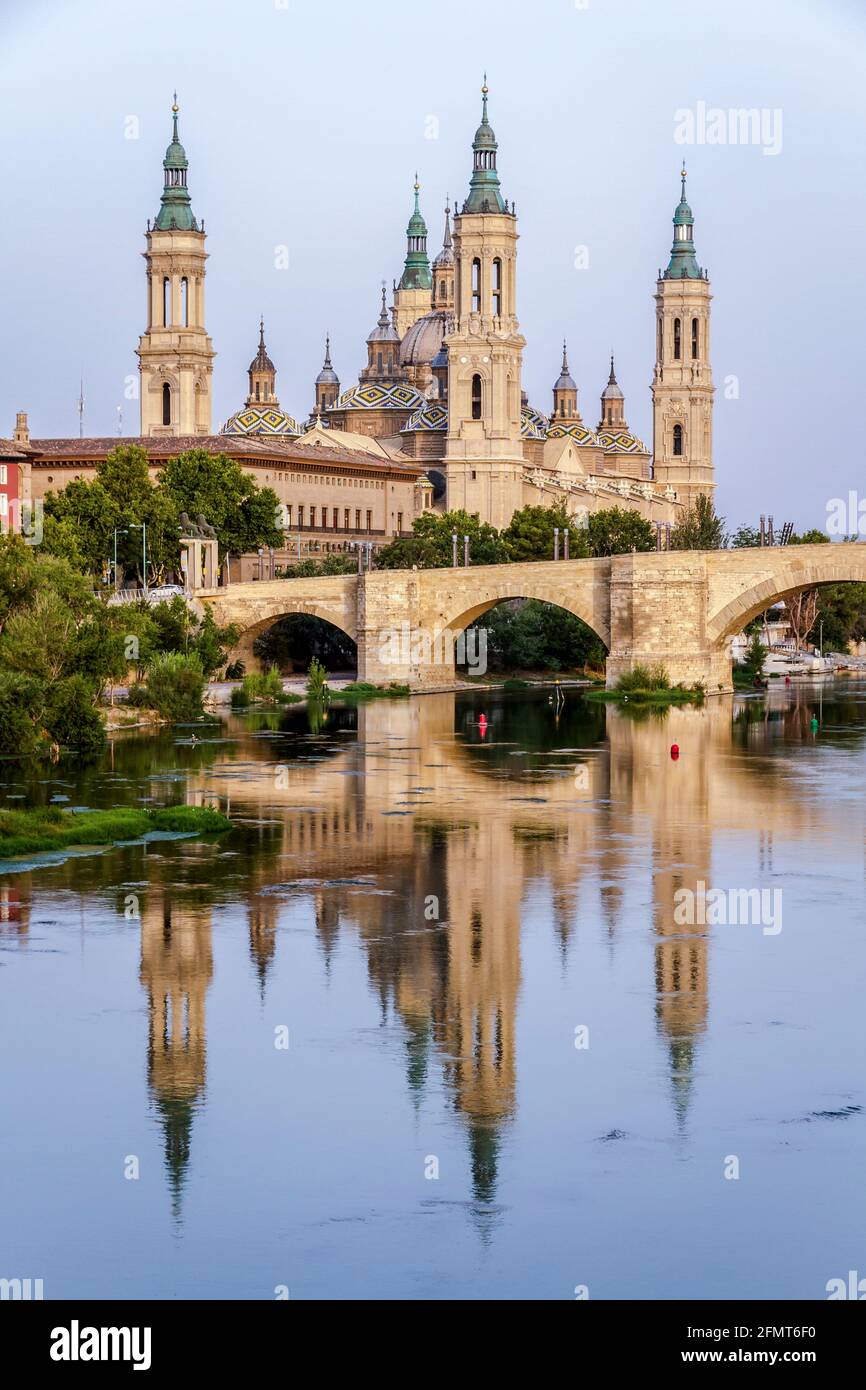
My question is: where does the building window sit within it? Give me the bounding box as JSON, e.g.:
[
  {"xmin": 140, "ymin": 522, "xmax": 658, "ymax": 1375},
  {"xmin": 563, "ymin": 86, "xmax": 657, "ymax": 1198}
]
[
  {"xmin": 355, "ymin": 509, "xmax": 361, "ymax": 529},
  {"xmin": 397, "ymin": 512, "xmax": 403, "ymax": 532},
  {"xmin": 181, "ymin": 277, "xmax": 188, "ymax": 327},
  {"xmin": 310, "ymin": 506, "xmax": 316, "ymax": 528},
  {"xmin": 255, "ymin": 382, "xmax": 260, "ymax": 401},
  {"xmin": 163, "ymin": 277, "xmax": 171, "ymax": 326},
  {"xmin": 366, "ymin": 510, "xmax": 372, "ymax": 531},
  {"xmin": 344, "ymin": 508, "xmax": 350, "ymax": 529},
  {"xmin": 0, "ymin": 465, "xmax": 6, "ymax": 484},
  {"xmin": 657, "ymin": 317, "xmax": 663, "ymax": 361},
  {"xmin": 471, "ymin": 374, "xmax": 482, "ymax": 420},
  {"xmin": 377, "ymin": 351, "xmax": 383, "ymax": 373},
  {"xmin": 471, "ymin": 258, "xmax": 481, "ymax": 312},
  {"xmin": 162, "ymin": 382, "xmax": 171, "ymax": 426},
  {"xmin": 285, "ymin": 505, "xmax": 292, "ymax": 528},
  {"xmin": 673, "ymin": 318, "xmax": 681, "ymax": 360},
  {"xmin": 298, "ymin": 505, "xmax": 304, "ymax": 527},
  {"xmin": 673, "ymin": 423, "xmax": 683, "ymax": 456},
  {"xmin": 691, "ymin": 317, "xmax": 699, "ymax": 359},
  {"xmin": 492, "ymin": 258, "xmax": 502, "ymax": 315},
  {"xmin": 440, "ymin": 278, "xmax": 446, "ymax": 300},
  {"xmin": 333, "ymin": 507, "xmax": 338, "ymax": 528}
]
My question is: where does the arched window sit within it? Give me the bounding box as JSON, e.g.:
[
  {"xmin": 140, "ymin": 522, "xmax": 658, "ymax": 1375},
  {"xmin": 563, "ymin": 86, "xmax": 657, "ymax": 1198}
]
[
  {"xmin": 657, "ymin": 317, "xmax": 663, "ymax": 361},
  {"xmin": 471, "ymin": 373, "xmax": 482, "ymax": 420},
  {"xmin": 492, "ymin": 258, "xmax": 502, "ymax": 315},
  {"xmin": 162, "ymin": 382, "xmax": 171, "ymax": 426},
  {"xmin": 255, "ymin": 382, "xmax": 260, "ymax": 401},
  {"xmin": 180, "ymin": 277, "xmax": 188, "ymax": 327},
  {"xmin": 439, "ymin": 279, "xmax": 446, "ymax": 300},
  {"xmin": 377, "ymin": 351, "xmax": 383, "ymax": 373},
  {"xmin": 691, "ymin": 317, "xmax": 699, "ymax": 359},
  {"xmin": 163, "ymin": 277, "xmax": 171, "ymax": 327},
  {"xmin": 471, "ymin": 258, "xmax": 481, "ymax": 313},
  {"xmin": 673, "ymin": 318, "xmax": 681, "ymax": 360},
  {"xmin": 673, "ymin": 423, "xmax": 683, "ymax": 456},
  {"xmin": 560, "ymin": 400, "xmax": 565, "ymax": 417}
]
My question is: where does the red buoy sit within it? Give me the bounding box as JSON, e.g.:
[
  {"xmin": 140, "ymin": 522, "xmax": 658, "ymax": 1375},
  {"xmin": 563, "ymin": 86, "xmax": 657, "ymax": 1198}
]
[{"xmin": 670, "ymin": 743, "xmax": 680, "ymax": 759}]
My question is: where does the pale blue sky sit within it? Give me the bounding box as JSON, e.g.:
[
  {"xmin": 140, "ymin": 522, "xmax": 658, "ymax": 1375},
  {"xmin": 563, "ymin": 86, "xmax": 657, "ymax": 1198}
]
[{"xmin": 1, "ymin": 0, "xmax": 864, "ymax": 529}]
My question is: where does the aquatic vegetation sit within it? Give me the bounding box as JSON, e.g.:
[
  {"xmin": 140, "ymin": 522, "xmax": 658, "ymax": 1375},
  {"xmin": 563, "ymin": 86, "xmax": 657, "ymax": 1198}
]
[
  {"xmin": 0, "ymin": 803, "xmax": 231, "ymax": 860},
  {"xmin": 339, "ymin": 681, "xmax": 410, "ymax": 700}
]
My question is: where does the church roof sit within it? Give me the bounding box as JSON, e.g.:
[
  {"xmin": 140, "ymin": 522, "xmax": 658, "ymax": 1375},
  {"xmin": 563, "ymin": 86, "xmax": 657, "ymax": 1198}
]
[
  {"xmin": 554, "ymin": 340, "xmax": 576, "ymax": 392},
  {"xmin": 520, "ymin": 405, "xmax": 549, "ymax": 440},
  {"xmin": 153, "ymin": 98, "xmax": 199, "ymax": 232},
  {"xmin": 664, "ymin": 166, "xmax": 704, "ymax": 280},
  {"xmin": 546, "ymin": 420, "xmax": 600, "ymax": 446},
  {"xmin": 333, "ymin": 381, "xmax": 425, "ymax": 413},
  {"xmin": 222, "ymin": 405, "xmax": 301, "ymax": 437},
  {"xmin": 401, "ymin": 401, "xmax": 449, "ymax": 433},
  {"xmin": 463, "ymin": 77, "xmax": 507, "ymax": 215},
  {"xmin": 601, "ymin": 354, "xmax": 624, "ymax": 401},
  {"xmin": 315, "ymin": 335, "xmax": 339, "ymax": 385},
  {"xmin": 368, "ymin": 284, "xmax": 400, "ymax": 344},
  {"xmin": 432, "ymin": 203, "xmax": 454, "ymax": 268},
  {"xmin": 596, "ymin": 430, "xmax": 647, "ymax": 454},
  {"xmin": 248, "ymin": 319, "xmax": 275, "ymax": 375},
  {"xmin": 399, "ymin": 310, "xmax": 449, "ymax": 368}
]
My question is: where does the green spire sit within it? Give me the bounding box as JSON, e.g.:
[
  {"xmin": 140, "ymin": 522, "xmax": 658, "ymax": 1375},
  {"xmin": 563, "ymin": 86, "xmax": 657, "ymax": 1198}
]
[
  {"xmin": 154, "ymin": 95, "xmax": 199, "ymax": 233},
  {"xmin": 463, "ymin": 75, "xmax": 507, "ymax": 215},
  {"xmin": 664, "ymin": 165, "xmax": 702, "ymax": 279},
  {"xmin": 398, "ymin": 175, "xmax": 432, "ymax": 291}
]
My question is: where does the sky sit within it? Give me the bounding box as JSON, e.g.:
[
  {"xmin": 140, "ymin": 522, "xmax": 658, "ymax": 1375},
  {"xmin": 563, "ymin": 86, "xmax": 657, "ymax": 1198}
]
[{"xmin": 1, "ymin": 0, "xmax": 864, "ymax": 530}]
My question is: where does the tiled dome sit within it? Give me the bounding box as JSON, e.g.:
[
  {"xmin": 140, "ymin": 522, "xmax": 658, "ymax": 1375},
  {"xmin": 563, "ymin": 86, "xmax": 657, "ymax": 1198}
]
[{"xmin": 222, "ymin": 406, "xmax": 301, "ymax": 436}]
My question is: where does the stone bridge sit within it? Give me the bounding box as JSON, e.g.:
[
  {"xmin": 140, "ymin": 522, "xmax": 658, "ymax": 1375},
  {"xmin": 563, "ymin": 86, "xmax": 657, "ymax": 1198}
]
[{"xmin": 199, "ymin": 542, "xmax": 866, "ymax": 692}]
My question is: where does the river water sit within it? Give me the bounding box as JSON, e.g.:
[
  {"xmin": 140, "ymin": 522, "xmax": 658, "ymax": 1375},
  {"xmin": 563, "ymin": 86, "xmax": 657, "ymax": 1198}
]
[{"xmin": 1, "ymin": 682, "xmax": 864, "ymax": 1300}]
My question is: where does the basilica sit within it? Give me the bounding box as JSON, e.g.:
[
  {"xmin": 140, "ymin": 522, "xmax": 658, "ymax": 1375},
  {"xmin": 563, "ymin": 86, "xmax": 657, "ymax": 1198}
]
[{"xmin": 3, "ymin": 83, "xmax": 716, "ymax": 561}]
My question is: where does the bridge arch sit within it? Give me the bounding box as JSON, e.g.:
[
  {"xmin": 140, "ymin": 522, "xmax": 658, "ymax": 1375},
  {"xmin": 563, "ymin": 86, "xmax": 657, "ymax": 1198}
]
[
  {"xmin": 432, "ymin": 561, "xmax": 612, "ymax": 652},
  {"xmin": 200, "ymin": 576, "xmax": 359, "ymax": 672},
  {"xmin": 707, "ymin": 544, "xmax": 866, "ymax": 646}
]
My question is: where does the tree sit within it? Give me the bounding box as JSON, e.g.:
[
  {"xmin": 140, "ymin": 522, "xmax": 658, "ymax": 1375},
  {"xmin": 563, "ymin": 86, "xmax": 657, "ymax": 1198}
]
[
  {"xmin": 729, "ymin": 523, "xmax": 761, "ymax": 549},
  {"xmin": 782, "ymin": 590, "xmax": 819, "ymax": 652},
  {"xmin": 500, "ymin": 503, "xmax": 589, "ymax": 562},
  {"xmin": 41, "ymin": 444, "xmax": 180, "ymax": 584},
  {"xmin": 375, "ymin": 509, "xmax": 508, "ymax": 569},
  {"xmin": 159, "ymin": 449, "xmax": 282, "ymax": 559},
  {"xmin": 586, "ymin": 507, "xmax": 656, "ymax": 557},
  {"xmin": 670, "ymin": 494, "xmax": 726, "ymax": 550},
  {"xmin": 143, "ymin": 652, "xmax": 205, "ymax": 721},
  {"xmin": 740, "ymin": 631, "xmax": 767, "ymax": 682}
]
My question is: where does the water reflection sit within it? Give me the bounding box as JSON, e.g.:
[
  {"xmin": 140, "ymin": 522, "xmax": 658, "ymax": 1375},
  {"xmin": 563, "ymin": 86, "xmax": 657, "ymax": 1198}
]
[{"xmin": 2, "ymin": 680, "xmax": 865, "ymax": 1293}]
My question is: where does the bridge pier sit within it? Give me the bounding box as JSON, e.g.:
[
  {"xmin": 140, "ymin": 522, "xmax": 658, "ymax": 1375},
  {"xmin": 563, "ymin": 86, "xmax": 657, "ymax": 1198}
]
[{"xmin": 607, "ymin": 554, "xmax": 732, "ymax": 694}]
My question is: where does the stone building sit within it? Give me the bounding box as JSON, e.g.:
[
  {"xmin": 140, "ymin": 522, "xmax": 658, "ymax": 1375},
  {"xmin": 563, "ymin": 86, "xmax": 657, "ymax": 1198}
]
[{"xmin": 2, "ymin": 84, "xmax": 715, "ymax": 547}]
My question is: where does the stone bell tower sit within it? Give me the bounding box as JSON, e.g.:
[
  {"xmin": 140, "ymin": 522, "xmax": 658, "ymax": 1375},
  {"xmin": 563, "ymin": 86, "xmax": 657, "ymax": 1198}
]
[
  {"xmin": 651, "ymin": 167, "xmax": 714, "ymax": 507},
  {"xmin": 137, "ymin": 98, "xmax": 215, "ymax": 436},
  {"xmin": 444, "ymin": 79, "xmax": 526, "ymax": 529}
]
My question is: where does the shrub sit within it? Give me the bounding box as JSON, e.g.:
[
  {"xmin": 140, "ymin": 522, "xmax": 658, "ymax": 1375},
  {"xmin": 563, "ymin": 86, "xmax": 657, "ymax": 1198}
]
[
  {"xmin": 306, "ymin": 657, "xmax": 329, "ymax": 700},
  {"xmin": 144, "ymin": 651, "xmax": 205, "ymax": 721},
  {"xmin": 225, "ymin": 660, "xmax": 245, "ymax": 680},
  {"xmin": 615, "ymin": 664, "xmax": 671, "ymax": 693},
  {"xmin": 45, "ymin": 675, "xmax": 106, "ymax": 757}
]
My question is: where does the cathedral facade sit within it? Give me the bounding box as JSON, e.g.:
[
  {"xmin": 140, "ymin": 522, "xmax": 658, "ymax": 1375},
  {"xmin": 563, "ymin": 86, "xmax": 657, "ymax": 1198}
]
[{"xmin": 4, "ymin": 84, "xmax": 715, "ymax": 554}]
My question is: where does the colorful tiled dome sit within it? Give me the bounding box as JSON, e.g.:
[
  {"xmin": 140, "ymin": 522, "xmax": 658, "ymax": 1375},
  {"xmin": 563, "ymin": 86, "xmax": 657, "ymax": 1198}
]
[
  {"xmin": 222, "ymin": 406, "xmax": 301, "ymax": 436},
  {"xmin": 520, "ymin": 405, "xmax": 549, "ymax": 440},
  {"xmin": 401, "ymin": 401, "xmax": 449, "ymax": 433},
  {"xmin": 596, "ymin": 430, "xmax": 647, "ymax": 454},
  {"xmin": 547, "ymin": 420, "xmax": 600, "ymax": 446},
  {"xmin": 334, "ymin": 382, "xmax": 425, "ymax": 412}
]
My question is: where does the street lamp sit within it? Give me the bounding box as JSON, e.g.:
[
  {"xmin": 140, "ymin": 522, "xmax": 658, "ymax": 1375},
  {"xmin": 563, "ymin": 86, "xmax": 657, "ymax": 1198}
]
[
  {"xmin": 112, "ymin": 526, "xmax": 128, "ymax": 592},
  {"xmin": 128, "ymin": 523, "xmax": 147, "ymax": 596}
]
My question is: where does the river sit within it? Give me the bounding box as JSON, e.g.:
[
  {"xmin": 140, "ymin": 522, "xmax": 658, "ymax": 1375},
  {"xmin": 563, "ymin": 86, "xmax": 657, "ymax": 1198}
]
[{"xmin": 1, "ymin": 682, "xmax": 864, "ymax": 1300}]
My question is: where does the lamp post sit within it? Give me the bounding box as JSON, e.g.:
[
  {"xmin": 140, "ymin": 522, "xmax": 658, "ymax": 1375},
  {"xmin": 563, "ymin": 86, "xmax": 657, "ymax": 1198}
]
[
  {"xmin": 463, "ymin": 534, "xmax": 469, "ymax": 567},
  {"xmin": 452, "ymin": 532, "xmax": 458, "ymax": 568},
  {"xmin": 128, "ymin": 522, "xmax": 147, "ymax": 596},
  {"xmin": 112, "ymin": 526, "xmax": 128, "ymax": 592}
]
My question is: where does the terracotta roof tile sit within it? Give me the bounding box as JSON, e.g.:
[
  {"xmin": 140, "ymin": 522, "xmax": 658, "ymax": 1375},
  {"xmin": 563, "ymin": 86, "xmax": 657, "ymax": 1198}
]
[{"xmin": 26, "ymin": 434, "xmax": 423, "ymax": 476}]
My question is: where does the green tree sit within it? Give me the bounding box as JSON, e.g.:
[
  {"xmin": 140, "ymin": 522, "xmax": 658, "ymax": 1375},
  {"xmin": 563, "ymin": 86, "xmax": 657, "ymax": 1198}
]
[
  {"xmin": 729, "ymin": 523, "xmax": 761, "ymax": 549},
  {"xmin": 500, "ymin": 503, "xmax": 589, "ymax": 562},
  {"xmin": 477, "ymin": 599, "xmax": 604, "ymax": 672},
  {"xmin": 375, "ymin": 509, "xmax": 507, "ymax": 569},
  {"xmin": 586, "ymin": 507, "xmax": 656, "ymax": 557},
  {"xmin": 670, "ymin": 494, "xmax": 726, "ymax": 550},
  {"xmin": 159, "ymin": 449, "xmax": 282, "ymax": 559},
  {"xmin": 143, "ymin": 652, "xmax": 205, "ymax": 721}
]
